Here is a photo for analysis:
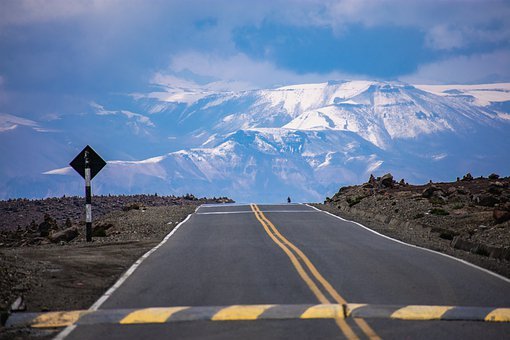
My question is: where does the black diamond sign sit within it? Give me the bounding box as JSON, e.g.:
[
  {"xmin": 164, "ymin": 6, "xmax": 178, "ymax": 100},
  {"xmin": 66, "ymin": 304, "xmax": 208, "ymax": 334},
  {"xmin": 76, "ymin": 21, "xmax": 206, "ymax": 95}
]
[{"xmin": 70, "ymin": 145, "xmax": 106, "ymax": 180}]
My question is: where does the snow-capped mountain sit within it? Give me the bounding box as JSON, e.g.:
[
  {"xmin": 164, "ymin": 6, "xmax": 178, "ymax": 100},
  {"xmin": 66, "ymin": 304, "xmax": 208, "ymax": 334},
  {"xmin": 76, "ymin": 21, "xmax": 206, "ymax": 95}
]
[{"xmin": 2, "ymin": 80, "xmax": 510, "ymax": 202}]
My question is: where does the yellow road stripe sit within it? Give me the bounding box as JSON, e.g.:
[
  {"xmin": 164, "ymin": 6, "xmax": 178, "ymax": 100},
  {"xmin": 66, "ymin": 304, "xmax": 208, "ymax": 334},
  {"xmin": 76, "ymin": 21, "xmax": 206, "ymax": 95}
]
[
  {"xmin": 255, "ymin": 205, "xmax": 348, "ymax": 304},
  {"xmin": 253, "ymin": 204, "xmax": 381, "ymax": 340},
  {"xmin": 212, "ymin": 305, "xmax": 275, "ymax": 321},
  {"xmin": 120, "ymin": 307, "xmax": 189, "ymax": 324},
  {"xmin": 300, "ymin": 304, "xmax": 343, "ymax": 319},
  {"xmin": 32, "ymin": 311, "xmax": 88, "ymax": 328},
  {"xmin": 391, "ymin": 305, "xmax": 453, "ymax": 320},
  {"xmin": 251, "ymin": 204, "xmax": 360, "ymax": 340},
  {"xmin": 250, "ymin": 205, "xmax": 330, "ymax": 304},
  {"xmin": 485, "ymin": 308, "xmax": 510, "ymax": 322}
]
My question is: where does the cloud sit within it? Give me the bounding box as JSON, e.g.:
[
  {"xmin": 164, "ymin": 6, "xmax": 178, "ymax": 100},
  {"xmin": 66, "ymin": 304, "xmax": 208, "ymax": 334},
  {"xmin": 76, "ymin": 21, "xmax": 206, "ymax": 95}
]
[
  {"xmin": 401, "ymin": 49, "xmax": 510, "ymax": 84},
  {"xmin": 160, "ymin": 52, "xmax": 356, "ymax": 90},
  {"xmin": 0, "ymin": 0, "xmax": 119, "ymax": 27},
  {"xmin": 90, "ymin": 102, "xmax": 154, "ymax": 127},
  {"xmin": 1, "ymin": 0, "xmax": 509, "ymax": 110},
  {"xmin": 329, "ymin": 1, "xmax": 510, "ymax": 53},
  {"xmin": 0, "ymin": 112, "xmax": 38, "ymax": 132}
]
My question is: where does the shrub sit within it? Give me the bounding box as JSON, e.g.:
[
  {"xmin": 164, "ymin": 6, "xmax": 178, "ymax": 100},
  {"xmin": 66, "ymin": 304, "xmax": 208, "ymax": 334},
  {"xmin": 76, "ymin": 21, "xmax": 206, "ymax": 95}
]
[
  {"xmin": 346, "ymin": 196, "xmax": 364, "ymax": 207},
  {"xmin": 452, "ymin": 203, "xmax": 464, "ymax": 210},
  {"xmin": 430, "ymin": 208, "xmax": 449, "ymax": 216}
]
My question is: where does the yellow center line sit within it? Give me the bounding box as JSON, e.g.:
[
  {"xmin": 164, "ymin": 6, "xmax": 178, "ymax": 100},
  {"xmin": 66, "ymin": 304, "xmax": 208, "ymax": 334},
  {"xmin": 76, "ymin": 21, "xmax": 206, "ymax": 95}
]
[
  {"xmin": 250, "ymin": 204, "xmax": 359, "ymax": 340},
  {"xmin": 251, "ymin": 204, "xmax": 381, "ymax": 340}
]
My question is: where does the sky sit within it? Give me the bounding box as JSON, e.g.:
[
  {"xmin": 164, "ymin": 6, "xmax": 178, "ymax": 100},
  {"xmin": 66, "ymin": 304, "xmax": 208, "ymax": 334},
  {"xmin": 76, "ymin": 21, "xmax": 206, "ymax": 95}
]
[{"xmin": 1, "ymin": 0, "xmax": 510, "ymax": 121}]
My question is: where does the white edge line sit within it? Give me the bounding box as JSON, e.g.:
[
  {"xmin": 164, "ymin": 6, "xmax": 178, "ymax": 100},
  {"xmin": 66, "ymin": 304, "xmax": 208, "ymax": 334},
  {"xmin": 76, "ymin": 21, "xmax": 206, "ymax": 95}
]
[
  {"xmin": 305, "ymin": 204, "xmax": 510, "ymax": 284},
  {"xmin": 54, "ymin": 212, "xmax": 194, "ymax": 340}
]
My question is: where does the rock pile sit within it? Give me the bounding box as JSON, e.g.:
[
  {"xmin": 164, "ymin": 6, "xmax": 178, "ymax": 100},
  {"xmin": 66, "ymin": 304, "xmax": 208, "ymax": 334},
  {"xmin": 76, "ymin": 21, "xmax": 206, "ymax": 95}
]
[
  {"xmin": 0, "ymin": 194, "xmax": 235, "ymax": 247},
  {"xmin": 0, "ymin": 214, "xmax": 80, "ymax": 247}
]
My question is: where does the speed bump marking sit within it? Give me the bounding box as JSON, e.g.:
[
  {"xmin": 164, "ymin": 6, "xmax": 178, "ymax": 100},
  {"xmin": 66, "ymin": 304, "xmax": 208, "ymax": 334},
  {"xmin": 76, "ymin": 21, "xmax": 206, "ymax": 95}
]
[
  {"xmin": 120, "ymin": 307, "xmax": 189, "ymax": 324},
  {"xmin": 391, "ymin": 305, "xmax": 453, "ymax": 320},
  {"xmin": 32, "ymin": 311, "xmax": 89, "ymax": 328},
  {"xmin": 485, "ymin": 308, "xmax": 510, "ymax": 322},
  {"xmin": 4, "ymin": 304, "xmax": 510, "ymax": 328},
  {"xmin": 211, "ymin": 305, "xmax": 275, "ymax": 321},
  {"xmin": 300, "ymin": 304, "xmax": 344, "ymax": 319}
]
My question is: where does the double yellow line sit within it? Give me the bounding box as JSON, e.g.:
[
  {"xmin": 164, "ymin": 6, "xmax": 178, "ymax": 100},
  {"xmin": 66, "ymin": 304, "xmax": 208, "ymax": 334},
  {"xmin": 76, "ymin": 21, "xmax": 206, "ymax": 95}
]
[{"xmin": 250, "ymin": 204, "xmax": 380, "ymax": 340}]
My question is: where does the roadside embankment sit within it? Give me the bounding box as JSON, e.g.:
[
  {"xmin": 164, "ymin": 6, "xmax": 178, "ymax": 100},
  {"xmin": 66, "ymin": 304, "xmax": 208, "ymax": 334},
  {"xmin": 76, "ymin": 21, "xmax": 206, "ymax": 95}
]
[{"xmin": 315, "ymin": 173, "xmax": 510, "ymax": 279}]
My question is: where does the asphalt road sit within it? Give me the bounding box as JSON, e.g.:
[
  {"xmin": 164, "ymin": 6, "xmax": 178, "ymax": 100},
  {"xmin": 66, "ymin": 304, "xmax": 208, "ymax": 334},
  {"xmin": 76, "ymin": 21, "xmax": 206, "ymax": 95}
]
[{"xmin": 63, "ymin": 204, "xmax": 510, "ymax": 339}]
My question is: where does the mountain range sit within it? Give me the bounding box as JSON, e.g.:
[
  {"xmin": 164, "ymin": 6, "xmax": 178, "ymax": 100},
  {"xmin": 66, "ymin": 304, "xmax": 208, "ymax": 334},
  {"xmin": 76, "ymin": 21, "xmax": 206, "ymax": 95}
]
[{"xmin": 1, "ymin": 80, "xmax": 510, "ymax": 202}]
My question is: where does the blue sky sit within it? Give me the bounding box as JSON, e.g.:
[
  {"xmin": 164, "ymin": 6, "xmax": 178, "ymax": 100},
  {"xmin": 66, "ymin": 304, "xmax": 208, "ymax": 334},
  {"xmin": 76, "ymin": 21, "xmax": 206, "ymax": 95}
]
[{"xmin": 1, "ymin": 0, "xmax": 510, "ymax": 120}]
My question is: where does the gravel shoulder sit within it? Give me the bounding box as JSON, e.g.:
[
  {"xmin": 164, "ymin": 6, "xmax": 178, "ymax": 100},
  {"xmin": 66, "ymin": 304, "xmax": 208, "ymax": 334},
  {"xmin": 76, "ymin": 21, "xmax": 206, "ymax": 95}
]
[{"xmin": 0, "ymin": 202, "xmax": 202, "ymax": 339}]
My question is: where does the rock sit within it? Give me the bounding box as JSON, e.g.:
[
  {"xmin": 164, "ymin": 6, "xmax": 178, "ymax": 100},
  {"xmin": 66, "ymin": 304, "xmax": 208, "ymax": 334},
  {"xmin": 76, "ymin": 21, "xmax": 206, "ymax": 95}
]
[
  {"xmin": 474, "ymin": 194, "xmax": 499, "ymax": 207},
  {"xmin": 488, "ymin": 173, "xmax": 500, "ymax": 180},
  {"xmin": 430, "ymin": 193, "xmax": 447, "ymax": 204},
  {"xmin": 92, "ymin": 222, "xmax": 114, "ymax": 237},
  {"xmin": 446, "ymin": 187, "xmax": 457, "ymax": 196},
  {"xmin": 123, "ymin": 203, "xmax": 142, "ymax": 211},
  {"xmin": 38, "ymin": 214, "xmax": 58, "ymax": 237},
  {"xmin": 451, "ymin": 236, "xmax": 476, "ymax": 252},
  {"xmin": 380, "ymin": 173, "xmax": 394, "ymax": 188},
  {"xmin": 461, "ymin": 173, "xmax": 473, "ymax": 181},
  {"xmin": 10, "ymin": 295, "xmax": 26, "ymax": 312},
  {"xmin": 399, "ymin": 179, "xmax": 406, "ymax": 186},
  {"xmin": 492, "ymin": 181, "xmax": 506, "ymax": 188},
  {"xmin": 456, "ymin": 186, "xmax": 469, "ymax": 195},
  {"xmin": 422, "ymin": 185, "xmax": 439, "ymax": 198},
  {"xmin": 368, "ymin": 174, "xmax": 377, "ymax": 184},
  {"xmin": 488, "ymin": 185, "xmax": 503, "ymax": 195},
  {"xmin": 49, "ymin": 227, "xmax": 79, "ymax": 243},
  {"xmin": 493, "ymin": 209, "xmax": 510, "ymax": 224}
]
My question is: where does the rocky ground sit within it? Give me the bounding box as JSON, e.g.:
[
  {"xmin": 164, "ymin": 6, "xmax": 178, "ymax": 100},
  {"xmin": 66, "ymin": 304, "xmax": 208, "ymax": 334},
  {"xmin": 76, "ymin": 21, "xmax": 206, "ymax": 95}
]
[
  {"xmin": 317, "ymin": 172, "xmax": 510, "ymax": 278},
  {"xmin": 0, "ymin": 195, "xmax": 232, "ymax": 340}
]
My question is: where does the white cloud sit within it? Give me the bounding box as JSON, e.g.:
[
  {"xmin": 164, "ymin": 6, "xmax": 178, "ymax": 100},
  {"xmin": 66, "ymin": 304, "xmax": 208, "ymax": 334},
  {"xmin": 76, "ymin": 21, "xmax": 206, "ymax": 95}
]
[
  {"xmin": 401, "ymin": 49, "xmax": 510, "ymax": 84},
  {"xmin": 160, "ymin": 52, "xmax": 357, "ymax": 90},
  {"xmin": 90, "ymin": 102, "xmax": 155, "ymax": 127},
  {"xmin": 323, "ymin": 0, "xmax": 510, "ymax": 49},
  {"xmin": 0, "ymin": 113, "xmax": 38, "ymax": 132}
]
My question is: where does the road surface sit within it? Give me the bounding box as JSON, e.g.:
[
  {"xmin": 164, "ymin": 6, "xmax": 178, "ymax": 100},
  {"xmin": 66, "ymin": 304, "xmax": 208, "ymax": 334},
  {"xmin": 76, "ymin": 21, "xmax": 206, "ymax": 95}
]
[{"xmin": 61, "ymin": 204, "xmax": 510, "ymax": 339}]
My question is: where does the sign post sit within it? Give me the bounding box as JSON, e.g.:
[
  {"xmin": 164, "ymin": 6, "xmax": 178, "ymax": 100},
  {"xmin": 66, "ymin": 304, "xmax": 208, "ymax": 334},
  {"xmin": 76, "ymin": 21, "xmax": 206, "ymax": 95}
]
[{"xmin": 70, "ymin": 145, "xmax": 106, "ymax": 242}]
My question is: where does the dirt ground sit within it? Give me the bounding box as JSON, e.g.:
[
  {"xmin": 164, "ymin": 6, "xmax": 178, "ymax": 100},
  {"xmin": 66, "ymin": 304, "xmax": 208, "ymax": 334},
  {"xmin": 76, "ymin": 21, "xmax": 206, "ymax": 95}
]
[{"xmin": 0, "ymin": 204, "xmax": 198, "ymax": 340}]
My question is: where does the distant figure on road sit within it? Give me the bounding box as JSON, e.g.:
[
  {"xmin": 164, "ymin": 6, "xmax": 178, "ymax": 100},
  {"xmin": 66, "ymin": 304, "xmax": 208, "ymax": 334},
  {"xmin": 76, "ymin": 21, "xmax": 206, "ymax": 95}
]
[{"xmin": 287, "ymin": 197, "xmax": 291, "ymax": 203}]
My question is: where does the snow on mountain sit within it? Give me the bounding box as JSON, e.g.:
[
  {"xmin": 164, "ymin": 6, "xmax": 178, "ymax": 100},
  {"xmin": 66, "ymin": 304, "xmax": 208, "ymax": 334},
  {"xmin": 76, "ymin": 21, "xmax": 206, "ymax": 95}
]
[
  {"xmin": 415, "ymin": 83, "xmax": 510, "ymax": 106},
  {"xmin": 3, "ymin": 80, "xmax": 510, "ymax": 201},
  {"xmin": 73, "ymin": 128, "xmax": 386, "ymax": 202}
]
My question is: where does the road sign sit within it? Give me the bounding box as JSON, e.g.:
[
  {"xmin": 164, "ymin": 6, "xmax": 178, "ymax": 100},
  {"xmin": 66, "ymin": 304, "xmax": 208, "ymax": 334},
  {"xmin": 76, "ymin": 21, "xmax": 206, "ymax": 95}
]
[
  {"xmin": 70, "ymin": 145, "xmax": 106, "ymax": 242},
  {"xmin": 70, "ymin": 145, "xmax": 106, "ymax": 180}
]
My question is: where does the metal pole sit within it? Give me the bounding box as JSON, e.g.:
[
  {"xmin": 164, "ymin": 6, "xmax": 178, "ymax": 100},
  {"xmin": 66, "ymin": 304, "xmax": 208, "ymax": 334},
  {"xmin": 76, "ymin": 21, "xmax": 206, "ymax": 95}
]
[{"xmin": 84, "ymin": 150, "xmax": 92, "ymax": 242}]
